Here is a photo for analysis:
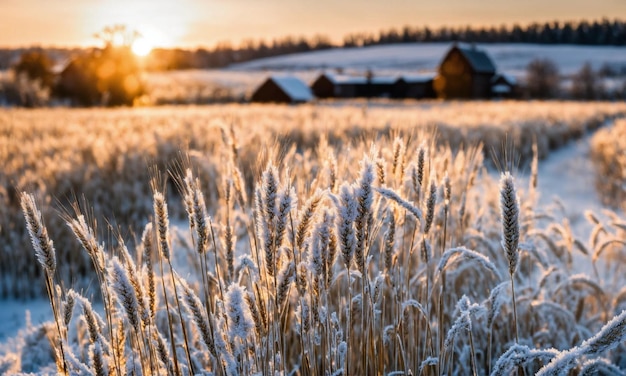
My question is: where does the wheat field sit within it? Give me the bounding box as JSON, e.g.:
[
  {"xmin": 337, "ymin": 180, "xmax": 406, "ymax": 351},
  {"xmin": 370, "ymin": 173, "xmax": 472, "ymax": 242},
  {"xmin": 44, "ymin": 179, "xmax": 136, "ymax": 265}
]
[
  {"xmin": 591, "ymin": 118, "xmax": 626, "ymax": 213},
  {"xmin": 1, "ymin": 101, "xmax": 626, "ymax": 375}
]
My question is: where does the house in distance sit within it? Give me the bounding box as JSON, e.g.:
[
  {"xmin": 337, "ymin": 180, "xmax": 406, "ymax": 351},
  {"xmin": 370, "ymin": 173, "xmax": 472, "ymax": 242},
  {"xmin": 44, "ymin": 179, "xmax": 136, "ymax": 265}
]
[
  {"xmin": 311, "ymin": 72, "xmax": 436, "ymax": 99},
  {"xmin": 250, "ymin": 76, "xmax": 314, "ymax": 103},
  {"xmin": 433, "ymin": 43, "xmax": 515, "ymax": 99},
  {"xmin": 250, "ymin": 43, "xmax": 517, "ymax": 103}
]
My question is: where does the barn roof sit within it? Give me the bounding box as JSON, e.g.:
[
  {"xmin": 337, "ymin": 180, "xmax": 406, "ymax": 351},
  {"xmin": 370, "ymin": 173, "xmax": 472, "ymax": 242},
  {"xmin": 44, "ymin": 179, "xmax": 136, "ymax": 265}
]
[
  {"xmin": 454, "ymin": 44, "xmax": 497, "ymax": 74},
  {"xmin": 271, "ymin": 76, "xmax": 314, "ymax": 101},
  {"xmin": 491, "ymin": 73, "xmax": 517, "ymax": 85}
]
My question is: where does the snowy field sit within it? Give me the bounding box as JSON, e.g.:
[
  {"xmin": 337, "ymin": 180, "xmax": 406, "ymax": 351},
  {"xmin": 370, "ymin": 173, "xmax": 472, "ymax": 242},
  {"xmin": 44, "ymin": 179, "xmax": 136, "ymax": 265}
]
[
  {"xmin": 143, "ymin": 43, "xmax": 626, "ymax": 101},
  {"xmin": 231, "ymin": 42, "xmax": 626, "ymax": 77}
]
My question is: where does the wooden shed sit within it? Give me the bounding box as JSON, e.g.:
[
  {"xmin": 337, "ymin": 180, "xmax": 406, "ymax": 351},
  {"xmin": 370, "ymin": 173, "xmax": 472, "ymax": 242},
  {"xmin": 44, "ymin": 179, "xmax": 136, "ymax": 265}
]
[
  {"xmin": 392, "ymin": 74, "xmax": 436, "ymax": 99},
  {"xmin": 251, "ymin": 76, "xmax": 314, "ymax": 103},
  {"xmin": 434, "ymin": 44, "xmax": 497, "ymax": 99},
  {"xmin": 491, "ymin": 73, "xmax": 518, "ymax": 98},
  {"xmin": 311, "ymin": 72, "xmax": 398, "ymax": 98}
]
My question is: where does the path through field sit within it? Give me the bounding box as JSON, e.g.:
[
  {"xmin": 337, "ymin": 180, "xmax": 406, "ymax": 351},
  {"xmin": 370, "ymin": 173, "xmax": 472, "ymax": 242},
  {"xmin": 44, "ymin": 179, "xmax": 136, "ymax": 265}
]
[{"xmin": 514, "ymin": 121, "xmax": 618, "ymax": 241}]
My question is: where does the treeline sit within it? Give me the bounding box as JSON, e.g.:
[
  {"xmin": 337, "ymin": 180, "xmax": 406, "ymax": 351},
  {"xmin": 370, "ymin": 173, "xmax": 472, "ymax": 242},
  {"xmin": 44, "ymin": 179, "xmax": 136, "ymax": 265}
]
[
  {"xmin": 146, "ymin": 18, "xmax": 626, "ymax": 70},
  {"xmin": 1, "ymin": 19, "xmax": 624, "ymax": 72},
  {"xmin": 345, "ymin": 18, "xmax": 626, "ymax": 47},
  {"xmin": 144, "ymin": 35, "xmax": 335, "ymax": 70}
]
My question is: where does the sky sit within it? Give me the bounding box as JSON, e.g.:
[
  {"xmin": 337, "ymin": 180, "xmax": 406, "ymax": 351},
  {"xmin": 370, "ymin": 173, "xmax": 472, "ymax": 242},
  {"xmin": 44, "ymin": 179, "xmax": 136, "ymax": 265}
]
[{"xmin": 0, "ymin": 0, "xmax": 624, "ymax": 49}]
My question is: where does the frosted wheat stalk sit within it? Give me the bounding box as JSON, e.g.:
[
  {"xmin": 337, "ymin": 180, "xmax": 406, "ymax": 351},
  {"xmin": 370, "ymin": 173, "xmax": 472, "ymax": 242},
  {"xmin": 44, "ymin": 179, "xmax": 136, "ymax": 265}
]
[
  {"xmin": 224, "ymin": 222, "xmax": 235, "ymax": 281},
  {"xmin": 275, "ymin": 184, "xmax": 295, "ymax": 252},
  {"xmin": 536, "ymin": 309, "xmax": 626, "ymax": 375},
  {"xmin": 296, "ymin": 190, "xmax": 323, "ymax": 251},
  {"xmin": 336, "ymin": 183, "xmax": 357, "ymax": 268},
  {"xmin": 21, "ymin": 192, "xmax": 56, "ymax": 276},
  {"xmin": 323, "ymin": 210, "xmax": 338, "ymax": 286},
  {"xmin": 416, "ymin": 144, "xmax": 427, "ymax": 198},
  {"xmin": 258, "ymin": 165, "xmax": 279, "ymax": 278},
  {"xmin": 311, "ymin": 209, "xmax": 333, "ymax": 293},
  {"xmin": 120, "ymin": 243, "xmax": 150, "ymax": 331},
  {"xmin": 153, "ymin": 192, "xmax": 171, "ymax": 261},
  {"xmin": 383, "ymin": 210, "xmax": 396, "ymax": 272},
  {"xmin": 376, "ymin": 158, "xmax": 386, "ymax": 186},
  {"xmin": 246, "ymin": 292, "xmax": 265, "ymax": 338},
  {"xmin": 91, "ymin": 341, "xmax": 108, "ymax": 376},
  {"xmin": 192, "ymin": 180, "xmax": 210, "ymax": 255},
  {"xmin": 262, "ymin": 164, "xmax": 279, "ymax": 224},
  {"xmin": 424, "ymin": 179, "xmax": 437, "ymax": 235},
  {"xmin": 109, "ymin": 257, "xmax": 141, "ymax": 334},
  {"xmin": 500, "ymin": 172, "xmax": 520, "ymax": 275},
  {"xmin": 276, "ymin": 261, "xmax": 295, "ymax": 308},
  {"xmin": 354, "ymin": 156, "xmax": 375, "ymax": 316},
  {"xmin": 67, "ymin": 214, "xmax": 105, "ymax": 273},
  {"xmin": 437, "ymin": 246, "xmax": 502, "ymax": 281},
  {"xmin": 579, "ymin": 358, "xmax": 624, "ymax": 375},
  {"xmin": 375, "ymin": 187, "xmax": 423, "ymax": 222},
  {"xmin": 491, "ymin": 344, "xmax": 558, "ymax": 376},
  {"xmin": 392, "ymin": 136, "xmax": 405, "ymax": 179},
  {"xmin": 225, "ymin": 284, "xmax": 254, "ymax": 342},
  {"xmin": 141, "ymin": 223, "xmax": 156, "ymax": 320},
  {"xmin": 327, "ymin": 153, "xmax": 338, "ymax": 192},
  {"xmin": 296, "ymin": 261, "xmax": 308, "ymax": 296},
  {"xmin": 63, "ymin": 291, "xmax": 75, "ymax": 327},
  {"xmin": 500, "ymin": 172, "xmax": 520, "ymax": 344},
  {"xmin": 20, "ymin": 192, "xmax": 68, "ymax": 375},
  {"xmin": 178, "ymin": 275, "xmax": 217, "ymax": 358},
  {"xmin": 153, "ymin": 331, "xmax": 175, "ymax": 375}
]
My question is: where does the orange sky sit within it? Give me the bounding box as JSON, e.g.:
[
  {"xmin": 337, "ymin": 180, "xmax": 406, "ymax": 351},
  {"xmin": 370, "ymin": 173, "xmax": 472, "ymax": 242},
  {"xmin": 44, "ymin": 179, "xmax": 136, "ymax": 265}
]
[{"xmin": 0, "ymin": 0, "xmax": 624, "ymax": 48}]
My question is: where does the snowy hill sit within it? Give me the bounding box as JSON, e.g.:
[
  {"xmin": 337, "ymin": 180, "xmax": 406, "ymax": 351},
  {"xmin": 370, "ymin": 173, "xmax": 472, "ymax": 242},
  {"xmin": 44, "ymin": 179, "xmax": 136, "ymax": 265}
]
[{"xmin": 230, "ymin": 42, "xmax": 626, "ymax": 78}]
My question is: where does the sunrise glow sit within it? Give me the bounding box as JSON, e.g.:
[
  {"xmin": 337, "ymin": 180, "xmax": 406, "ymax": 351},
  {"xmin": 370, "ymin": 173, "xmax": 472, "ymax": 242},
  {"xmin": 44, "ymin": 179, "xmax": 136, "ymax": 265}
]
[
  {"xmin": 131, "ymin": 38, "xmax": 153, "ymax": 56},
  {"xmin": 0, "ymin": 0, "xmax": 624, "ymax": 48}
]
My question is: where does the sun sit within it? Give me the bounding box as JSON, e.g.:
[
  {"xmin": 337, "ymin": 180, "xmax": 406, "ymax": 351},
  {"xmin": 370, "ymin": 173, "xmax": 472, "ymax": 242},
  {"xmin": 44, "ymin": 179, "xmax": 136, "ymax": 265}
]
[{"xmin": 131, "ymin": 38, "xmax": 153, "ymax": 57}]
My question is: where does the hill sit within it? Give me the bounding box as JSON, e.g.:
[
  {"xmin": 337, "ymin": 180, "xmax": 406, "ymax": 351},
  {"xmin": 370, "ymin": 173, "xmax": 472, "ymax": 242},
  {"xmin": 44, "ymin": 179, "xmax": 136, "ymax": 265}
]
[{"xmin": 230, "ymin": 42, "xmax": 626, "ymax": 77}]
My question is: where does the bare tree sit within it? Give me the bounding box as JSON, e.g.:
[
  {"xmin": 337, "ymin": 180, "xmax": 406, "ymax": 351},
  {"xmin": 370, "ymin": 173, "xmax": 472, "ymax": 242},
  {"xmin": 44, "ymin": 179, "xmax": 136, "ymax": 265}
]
[
  {"xmin": 525, "ymin": 58, "xmax": 560, "ymax": 98},
  {"xmin": 571, "ymin": 62, "xmax": 604, "ymax": 100}
]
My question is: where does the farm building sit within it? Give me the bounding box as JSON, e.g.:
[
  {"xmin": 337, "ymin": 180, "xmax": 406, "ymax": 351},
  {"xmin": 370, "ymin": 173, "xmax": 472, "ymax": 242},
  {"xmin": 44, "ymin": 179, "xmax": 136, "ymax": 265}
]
[
  {"xmin": 491, "ymin": 73, "xmax": 518, "ymax": 98},
  {"xmin": 392, "ymin": 74, "xmax": 436, "ymax": 99},
  {"xmin": 250, "ymin": 76, "xmax": 314, "ymax": 103},
  {"xmin": 311, "ymin": 72, "xmax": 405, "ymax": 98},
  {"xmin": 433, "ymin": 43, "xmax": 497, "ymax": 99}
]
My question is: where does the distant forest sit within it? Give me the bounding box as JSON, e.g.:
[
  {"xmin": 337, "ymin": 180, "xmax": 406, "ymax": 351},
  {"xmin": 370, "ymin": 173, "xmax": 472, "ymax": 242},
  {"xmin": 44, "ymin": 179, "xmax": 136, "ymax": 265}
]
[
  {"xmin": 1, "ymin": 18, "xmax": 625, "ymax": 71},
  {"xmin": 148, "ymin": 18, "xmax": 626, "ymax": 70}
]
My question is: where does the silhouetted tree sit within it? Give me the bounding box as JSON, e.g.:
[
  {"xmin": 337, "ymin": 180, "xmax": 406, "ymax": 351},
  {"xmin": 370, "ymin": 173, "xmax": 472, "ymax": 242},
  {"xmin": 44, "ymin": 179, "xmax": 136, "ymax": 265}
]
[
  {"xmin": 525, "ymin": 58, "xmax": 561, "ymax": 98},
  {"xmin": 13, "ymin": 51, "xmax": 55, "ymax": 89},
  {"xmin": 56, "ymin": 25, "xmax": 145, "ymax": 106},
  {"xmin": 571, "ymin": 62, "xmax": 603, "ymax": 100}
]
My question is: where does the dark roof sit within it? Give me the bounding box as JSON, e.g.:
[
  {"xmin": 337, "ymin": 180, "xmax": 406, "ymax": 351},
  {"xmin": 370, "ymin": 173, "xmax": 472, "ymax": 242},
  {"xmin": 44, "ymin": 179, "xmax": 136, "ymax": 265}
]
[
  {"xmin": 454, "ymin": 44, "xmax": 497, "ymax": 74},
  {"xmin": 491, "ymin": 73, "xmax": 517, "ymax": 85}
]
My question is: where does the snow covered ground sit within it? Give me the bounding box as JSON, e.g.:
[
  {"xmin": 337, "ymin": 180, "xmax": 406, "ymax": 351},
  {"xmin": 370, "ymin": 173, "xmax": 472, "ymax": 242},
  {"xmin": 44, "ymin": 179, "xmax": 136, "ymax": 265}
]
[
  {"xmin": 143, "ymin": 43, "xmax": 626, "ymax": 100},
  {"xmin": 0, "ymin": 300, "xmax": 53, "ymax": 342},
  {"xmin": 514, "ymin": 125, "xmax": 608, "ymax": 240},
  {"xmin": 230, "ymin": 42, "xmax": 626, "ymax": 78}
]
